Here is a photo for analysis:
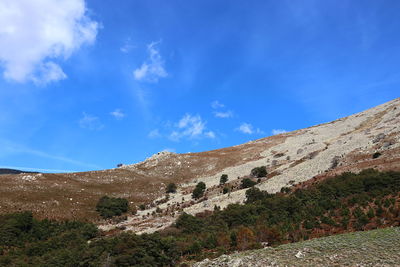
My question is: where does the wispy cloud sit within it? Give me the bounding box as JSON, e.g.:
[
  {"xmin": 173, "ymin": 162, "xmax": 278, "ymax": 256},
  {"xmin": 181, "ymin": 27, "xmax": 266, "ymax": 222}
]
[
  {"xmin": 271, "ymin": 129, "xmax": 287, "ymax": 135},
  {"xmin": 214, "ymin": 110, "xmax": 233, "ymax": 118},
  {"xmin": 148, "ymin": 129, "xmax": 161, "ymax": 138},
  {"xmin": 169, "ymin": 114, "xmax": 216, "ymax": 141},
  {"xmin": 110, "ymin": 109, "xmax": 125, "ymax": 120},
  {"xmin": 0, "ymin": 0, "xmax": 98, "ymax": 85},
  {"xmin": 133, "ymin": 41, "xmax": 167, "ymax": 83},
  {"xmin": 79, "ymin": 112, "xmax": 104, "ymax": 130},
  {"xmin": 120, "ymin": 40, "xmax": 135, "ymax": 53},
  {"xmin": 236, "ymin": 123, "xmax": 264, "ymax": 135},
  {"xmin": 0, "ymin": 165, "xmax": 77, "ymax": 173},
  {"xmin": 211, "ymin": 100, "xmax": 225, "ymax": 109},
  {"xmin": 0, "ymin": 138, "xmax": 100, "ymax": 170}
]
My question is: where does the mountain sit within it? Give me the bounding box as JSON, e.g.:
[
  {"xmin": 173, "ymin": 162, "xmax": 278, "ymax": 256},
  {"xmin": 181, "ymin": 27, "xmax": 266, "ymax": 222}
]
[
  {"xmin": 0, "ymin": 168, "xmax": 38, "ymax": 175},
  {"xmin": 0, "ymin": 98, "xmax": 399, "ymax": 233}
]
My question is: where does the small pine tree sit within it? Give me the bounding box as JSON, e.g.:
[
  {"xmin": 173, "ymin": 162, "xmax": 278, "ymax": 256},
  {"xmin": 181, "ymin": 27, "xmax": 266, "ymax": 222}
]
[
  {"xmin": 166, "ymin": 183, "xmax": 177, "ymax": 193},
  {"xmin": 192, "ymin": 182, "xmax": 206, "ymax": 199},
  {"xmin": 219, "ymin": 174, "xmax": 228, "ymax": 185}
]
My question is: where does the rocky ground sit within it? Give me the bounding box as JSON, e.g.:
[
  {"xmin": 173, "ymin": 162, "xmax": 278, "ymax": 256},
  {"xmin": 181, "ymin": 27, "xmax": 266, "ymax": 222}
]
[
  {"xmin": 192, "ymin": 227, "xmax": 400, "ymax": 267},
  {"xmin": 0, "ymin": 98, "xmax": 399, "ymax": 233}
]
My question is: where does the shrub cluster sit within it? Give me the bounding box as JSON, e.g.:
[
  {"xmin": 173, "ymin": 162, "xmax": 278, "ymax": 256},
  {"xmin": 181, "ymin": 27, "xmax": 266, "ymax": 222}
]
[
  {"xmin": 219, "ymin": 174, "xmax": 228, "ymax": 185},
  {"xmin": 96, "ymin": 196, "xmax": 129, "ymax": 219},
  {"xmin": 192, "ymin": 182, "xmax": 206, "ymax": 199},
  {"xmin": 250, "ymin": 166, "xmax": 267, "ymax": 178},
  {"xmin": 1, "ymin": 169, "xmax": 399, "ymax": 266},
  {"xmin": 166, "ymin": 183, "xmax": 177, "ymax": 193}
]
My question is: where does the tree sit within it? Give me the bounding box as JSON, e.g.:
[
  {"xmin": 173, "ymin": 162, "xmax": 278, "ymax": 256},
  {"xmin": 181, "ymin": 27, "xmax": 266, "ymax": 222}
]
[
  {"xmin": 245, "ymin": 187, "xmax": 265, "ymax": 203},
  {"xmin": 166, "ymin": 183, "xmax": 177, "ymax": 193},
  {"xmin": 220, "ymin": 174, "xmax": 228, "ymax": 185},
  {"xmin": 192, "ymin": 182, "xmax": 206, "ymax": 199},
  {"xmin": 250, "ymin": 166, "xmax": 267, "ymax": 178},
  {"xmin": 236, "ymin": 226, "xmax": 256, "ymax": 250},
  {"xmin": 241, "ymin": 178, "xmax": 257, "ymax": 189},
  {"xmin": 96, "ymin": 196, "xmax": 129, "ymax": 219},
  {"xmin": 223, "ymin": 187, "xmax": 230, "ymax": 194}
]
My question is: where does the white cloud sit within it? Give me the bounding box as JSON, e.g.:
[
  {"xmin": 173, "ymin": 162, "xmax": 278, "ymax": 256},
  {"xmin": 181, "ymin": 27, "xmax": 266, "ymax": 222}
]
[
  {"xmin": 205, "ymin": 131, "xmax": 216, "ymax": 139},
  {"xmin": 237, "ymin": 123, "xmax": 253, "ymax": 134},
  {"xmin": 79, "ymin": 112, "xmax": 103, "ymax": 130},
  {"xmin": 211, "ymin": 100, "xmax": 225, "ymax": 109},
  {"xmin": 110, "ymin": 109, "xmax": 125, "ymax": 120},
  {"xmin": 0, "ymin": 0, "xmax": 98, "ymax": 84},
  {"xmin": 148, "ymin": 129, "xmax": 161, "ymax": 138},
  {"xmin": 214, "ymin": 110, "xmax": 233, "ymax": 118},
  {"xmin": 169, "ymin": 114, "xmax": 215, "ymax": 141},
  {"xmin": 120, "ymin": 44, "xmax": 134, "ymax": 53},
  {"xmin": 271, "ymin": 129, "xmax": 287, "ymax": 135},
  {"xmin": 236, "ymin": 123, "xmax": 264, "ymax": 135},
  {"xmin": 133, "ymin": 41, "xmax": 167, "ymax": 83},
  {"xmin": 31, "ymin": 62, "xmax": 67, "ymax": 85}
]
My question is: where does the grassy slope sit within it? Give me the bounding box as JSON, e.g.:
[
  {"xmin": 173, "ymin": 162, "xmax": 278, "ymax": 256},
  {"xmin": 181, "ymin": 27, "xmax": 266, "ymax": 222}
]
[{"xmin": 193, "ymin": 227, "xmax": 400, "ymax": 266}]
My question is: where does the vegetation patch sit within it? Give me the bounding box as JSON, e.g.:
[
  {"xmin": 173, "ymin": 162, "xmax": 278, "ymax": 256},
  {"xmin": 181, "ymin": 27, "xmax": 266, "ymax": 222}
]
[
  {"xmin": 96, "ymin": 196, "xmax": 129, "ymax": 219},
  {"xmin": 1, "ymin": 169, "xmax": 399, "ymax": 266}
]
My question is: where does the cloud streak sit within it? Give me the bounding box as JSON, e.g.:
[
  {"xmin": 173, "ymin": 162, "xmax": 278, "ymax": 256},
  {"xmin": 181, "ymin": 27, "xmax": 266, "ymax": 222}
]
[
  {"xmin": 211, "ymin": 100, "xmax": 225, "ymax": 109},
  {"xmin": 110, "ymin": 109, "xmax": 125, "ymax": 120},
  {"xmin": 0, "ymin": 138, "xmax": 100, "ymax": 169},
  {"xmin": 133, "ymin": 41, "xmax": 167, "ymax": 83},
  {"xmin": 169, "ymin": 114, "xmax": 215, "ymax": 141},
  {"xmin": 0, "ymin": 0, "xmax": 98, "ymax": 85},
  {"xmin": 214, "ymin": 110, "xmax": 233, "ymax": 118},
  {"xmin": 271, "ymin": 129, "xmax": 287, "ymax": 135},
  {"xmin": 0, "ymin": 165, "xmax": 77, "ymax": 173},
  {"xmin": 236, "ymin": 123, "xmax": 264, "ymax": 135},
  {"xmin": 79, "ymin": 112, "xmax": 104, "ymax": 130}
]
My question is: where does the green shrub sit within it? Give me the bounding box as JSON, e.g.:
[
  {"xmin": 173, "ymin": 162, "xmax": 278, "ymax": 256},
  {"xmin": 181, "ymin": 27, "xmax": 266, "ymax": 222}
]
[
  {"xmin": 250, "ymin": 166, "xmax": 267, "ymax": 178},
  {"xmin": 166, "ymin": 183, "xmax": 177, "ymax": 193},
  {"xmin": 245, "ymin": 187, "xmax": 267, "ymax": 203},
  {"xmin": 372, "ymin": 152, "xmax": 381, "ymax": 159},
  {"xmin": 220, "ymin": 174, "xmax": 228, "ymax": 185},
  {"xmin": 96, "ymin": 196, "xmax": 129, "ymax": 219},
  {"xmin": 223, "ymin": 187, "xmax": 230, "ymax": 194},
  {"xmin": 241, "ymin": 178, "xmax": 257, "ymax": 189},
  {"xmin": 192, "ymin": 182, "xmax": 206, "ymax": 199},
  {"xmin": 175, "ymin": 213, "xmax": 204, "ymax": 233}
]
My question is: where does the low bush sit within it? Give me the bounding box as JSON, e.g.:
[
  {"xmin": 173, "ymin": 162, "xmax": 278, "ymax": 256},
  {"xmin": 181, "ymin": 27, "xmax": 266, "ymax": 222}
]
[
  {"xmin": 250, "ymin": 166, "xmax": 267, "ymax": 178},
  {"xmin": 96, "ymin": 196, "xmax": 129, "ymax": 219}
]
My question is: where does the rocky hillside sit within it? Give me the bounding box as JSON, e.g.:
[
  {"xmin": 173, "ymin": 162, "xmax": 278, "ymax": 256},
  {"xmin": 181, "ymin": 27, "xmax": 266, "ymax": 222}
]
[{"xmin": 0, "ymin": 98, "xmax": 399, "ymax": 233}]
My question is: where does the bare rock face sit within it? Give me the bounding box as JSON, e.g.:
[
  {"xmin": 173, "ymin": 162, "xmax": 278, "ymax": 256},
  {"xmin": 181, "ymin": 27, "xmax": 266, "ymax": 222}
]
[{"xmin": 1, "ymin": 98, "xmax": 400, "ymax": 234}]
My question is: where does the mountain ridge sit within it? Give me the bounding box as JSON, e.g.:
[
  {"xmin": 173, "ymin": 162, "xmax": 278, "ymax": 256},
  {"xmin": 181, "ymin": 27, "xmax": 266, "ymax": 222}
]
[{"xmin": 0, "ymin": 98, "xmax": 399, "ymax": 234}]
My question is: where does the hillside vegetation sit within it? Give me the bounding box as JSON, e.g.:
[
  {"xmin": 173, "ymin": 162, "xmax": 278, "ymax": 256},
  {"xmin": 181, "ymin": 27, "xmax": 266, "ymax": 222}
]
[
  {"xmin": 194, "ymin": 226, "xmax": 400, "ymax": 266},
  {"xmin": 0, "ymin": 169, "xmax": 399, "ymax": 266}
]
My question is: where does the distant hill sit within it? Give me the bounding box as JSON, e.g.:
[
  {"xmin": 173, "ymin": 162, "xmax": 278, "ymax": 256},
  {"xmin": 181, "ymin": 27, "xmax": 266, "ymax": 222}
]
[{"xmin": 0, "ymin": 168, "xmax": 38, "ymax": 175}]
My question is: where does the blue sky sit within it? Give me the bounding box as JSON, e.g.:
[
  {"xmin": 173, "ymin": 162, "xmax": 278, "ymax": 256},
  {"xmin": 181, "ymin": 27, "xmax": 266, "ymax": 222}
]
[{"xmin": 0, "ymin": 0, "xmax": 399, "ymax": 172}]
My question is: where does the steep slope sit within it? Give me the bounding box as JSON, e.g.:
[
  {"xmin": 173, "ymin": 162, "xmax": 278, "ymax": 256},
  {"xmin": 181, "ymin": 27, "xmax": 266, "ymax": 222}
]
[{"xmin": 0, "ymin": 98, "xmax": 399, "ymax": 232}]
